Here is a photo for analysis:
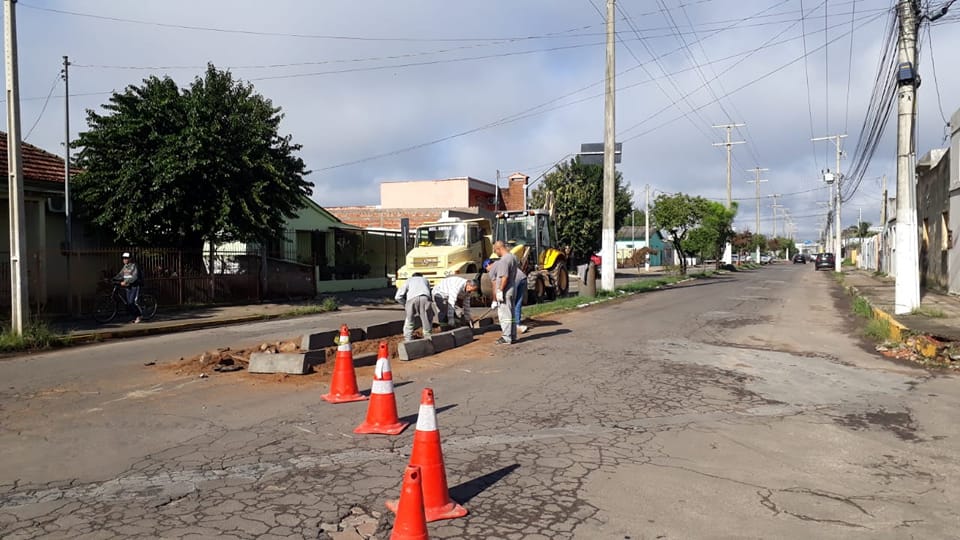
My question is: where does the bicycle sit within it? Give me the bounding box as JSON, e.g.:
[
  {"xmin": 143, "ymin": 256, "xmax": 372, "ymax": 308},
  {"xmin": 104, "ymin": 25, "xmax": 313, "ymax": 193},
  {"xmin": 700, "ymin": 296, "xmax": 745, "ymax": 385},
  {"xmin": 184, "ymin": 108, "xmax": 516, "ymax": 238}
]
[{"xmin": 93, "ymin": 279, "xmax": 158, "ymax": 323}]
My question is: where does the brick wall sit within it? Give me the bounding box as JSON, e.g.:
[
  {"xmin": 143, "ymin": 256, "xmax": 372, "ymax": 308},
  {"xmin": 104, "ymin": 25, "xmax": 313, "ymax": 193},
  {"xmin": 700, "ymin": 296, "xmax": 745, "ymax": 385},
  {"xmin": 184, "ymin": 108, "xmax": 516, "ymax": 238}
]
[{"xmin": 326, "ymin": 207, "xmax": 485, "ymax": 230}]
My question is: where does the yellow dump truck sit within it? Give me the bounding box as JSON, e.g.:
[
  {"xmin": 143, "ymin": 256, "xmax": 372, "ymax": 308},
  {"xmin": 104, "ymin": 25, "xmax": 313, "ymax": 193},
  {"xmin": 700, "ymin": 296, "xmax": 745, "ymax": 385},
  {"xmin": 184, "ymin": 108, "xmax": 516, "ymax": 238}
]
[{"xmin": 395, "ymin": 217, "xmax": 493, "ymax": 289}]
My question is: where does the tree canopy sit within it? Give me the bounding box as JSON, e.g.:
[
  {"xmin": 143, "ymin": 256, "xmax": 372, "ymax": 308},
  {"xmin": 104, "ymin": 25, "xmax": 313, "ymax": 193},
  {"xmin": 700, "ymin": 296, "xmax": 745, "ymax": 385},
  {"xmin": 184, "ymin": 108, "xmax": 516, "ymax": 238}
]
[
  {"xmin": 682, "ymin": 201, "xmax": 737, "ymax": 268},
  {"xmin": 528, "ymin": 158, "xmax": 633, "ymax": 262},
  {"xmin": 73, "ymin": 64, "xmax": 313, "ymax": 249},
  {"xmin": 650, "ymin": 193, "xmax": 710, "ymax": 275}
]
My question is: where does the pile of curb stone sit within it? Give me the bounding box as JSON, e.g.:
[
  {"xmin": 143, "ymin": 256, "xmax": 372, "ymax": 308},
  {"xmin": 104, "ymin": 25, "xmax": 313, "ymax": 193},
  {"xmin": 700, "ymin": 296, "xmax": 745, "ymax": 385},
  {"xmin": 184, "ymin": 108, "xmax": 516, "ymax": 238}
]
[{"xmin": 246, "ymin": 316, "xmax": 498, "ymax": 374}]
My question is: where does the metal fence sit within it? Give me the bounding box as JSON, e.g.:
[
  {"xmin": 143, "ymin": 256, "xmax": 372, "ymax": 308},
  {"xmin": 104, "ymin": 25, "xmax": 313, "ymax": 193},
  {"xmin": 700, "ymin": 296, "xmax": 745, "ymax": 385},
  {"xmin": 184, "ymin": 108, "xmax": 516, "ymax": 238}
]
[{"xmin": 0, "ymin": 245, "xmax": 316, "ymax": 316}]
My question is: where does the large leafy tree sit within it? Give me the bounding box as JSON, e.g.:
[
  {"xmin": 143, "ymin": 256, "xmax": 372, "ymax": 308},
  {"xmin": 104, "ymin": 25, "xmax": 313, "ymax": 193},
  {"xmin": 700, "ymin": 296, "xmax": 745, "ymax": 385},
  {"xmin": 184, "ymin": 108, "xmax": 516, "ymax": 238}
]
[
  {"xmin": 683, "ymin": 201, "xmax": 737, "ymax": 268},
  {"xmin": 650, "ymin": 193, "xmax": 712, "ymax": 275},
  {"xmin": 73, "ymin": 64, "xmax": 312, "ymax": 250},
  {"xmin": 528, "ymin": 158, "xmax": 633, "ymax": 263}
]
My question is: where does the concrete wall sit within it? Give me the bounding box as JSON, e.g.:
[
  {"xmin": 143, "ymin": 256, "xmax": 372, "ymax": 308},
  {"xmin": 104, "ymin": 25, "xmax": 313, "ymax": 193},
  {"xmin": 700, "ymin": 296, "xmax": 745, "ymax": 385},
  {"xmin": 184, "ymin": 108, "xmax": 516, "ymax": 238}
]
[{"xmin": 916, "ymin": 148, "xmax": 950, "ymax": 291}]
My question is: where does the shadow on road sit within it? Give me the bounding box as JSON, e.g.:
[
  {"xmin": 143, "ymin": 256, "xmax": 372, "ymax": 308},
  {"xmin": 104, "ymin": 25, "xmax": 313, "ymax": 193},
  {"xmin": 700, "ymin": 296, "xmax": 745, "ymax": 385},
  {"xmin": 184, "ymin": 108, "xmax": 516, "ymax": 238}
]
[
  {"xmin": 449, "ymin": 463, "xmax": 521, "ymax": 504},
  {"xmin": 518, "ymin": 329, "xmax": 572, "ymax": 343},
  {"xmin": 397, "ymin": 403, "xmax": 458, "ymax": 425}
]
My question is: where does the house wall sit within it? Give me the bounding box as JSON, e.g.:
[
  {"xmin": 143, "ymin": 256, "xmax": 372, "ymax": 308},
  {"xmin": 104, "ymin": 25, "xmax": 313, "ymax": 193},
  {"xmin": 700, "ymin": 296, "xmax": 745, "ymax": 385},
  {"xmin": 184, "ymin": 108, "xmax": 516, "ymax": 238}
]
[
  {"xmin": 916, "ymin": 148, "xmax": 950, "ymax": 291},
  {"xmin": 380, "ymin": 179, "xmax": 470, "ymax": 208},
  {"xmin": 950, "ymin": 109, "xmax": 960, "ymax": 294}
]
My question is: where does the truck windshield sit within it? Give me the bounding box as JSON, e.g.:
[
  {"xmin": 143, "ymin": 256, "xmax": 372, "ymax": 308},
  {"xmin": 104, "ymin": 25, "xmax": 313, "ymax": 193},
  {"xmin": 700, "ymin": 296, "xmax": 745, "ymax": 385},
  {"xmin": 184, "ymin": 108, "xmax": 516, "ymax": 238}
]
[
  {"xmin": 416, "ymin": 224, "xmax": 466, "ymax": 247},
  {"xmin": 496, "ymin": 216, "xmax": 537, "ymax": 246}
]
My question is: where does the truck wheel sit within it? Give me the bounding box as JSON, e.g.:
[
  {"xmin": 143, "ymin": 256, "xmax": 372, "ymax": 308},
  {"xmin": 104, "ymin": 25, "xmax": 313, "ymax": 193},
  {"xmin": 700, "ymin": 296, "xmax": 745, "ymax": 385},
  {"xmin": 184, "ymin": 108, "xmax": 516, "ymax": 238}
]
[{"xmin": 551, "ymin": 264, "xmax": 569, "ymax": 297}]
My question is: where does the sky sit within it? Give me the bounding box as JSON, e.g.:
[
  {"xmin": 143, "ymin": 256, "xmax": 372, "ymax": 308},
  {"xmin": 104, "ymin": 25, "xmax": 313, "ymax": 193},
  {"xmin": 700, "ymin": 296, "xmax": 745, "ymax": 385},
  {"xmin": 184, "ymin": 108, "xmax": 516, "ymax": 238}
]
[{"xmin": 4, "ymin": 0, "xmax": 959, "ymax": 242}]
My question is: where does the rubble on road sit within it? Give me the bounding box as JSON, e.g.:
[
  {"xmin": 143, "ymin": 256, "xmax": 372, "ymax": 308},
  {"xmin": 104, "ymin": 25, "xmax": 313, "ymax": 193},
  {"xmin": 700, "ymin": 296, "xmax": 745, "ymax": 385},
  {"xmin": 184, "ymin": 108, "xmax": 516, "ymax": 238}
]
[{"xmin": 876, "ymin": 336, "xmax": 960, "ymax": 370}]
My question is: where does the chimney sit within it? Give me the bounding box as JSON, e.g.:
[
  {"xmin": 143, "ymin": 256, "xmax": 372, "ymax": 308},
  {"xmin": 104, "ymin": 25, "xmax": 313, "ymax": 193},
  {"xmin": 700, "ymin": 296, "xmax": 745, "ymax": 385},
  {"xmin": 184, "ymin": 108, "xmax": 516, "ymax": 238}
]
[{"xmin": 507, "ymin": 172, "xmax": 529, "ymax": 210}]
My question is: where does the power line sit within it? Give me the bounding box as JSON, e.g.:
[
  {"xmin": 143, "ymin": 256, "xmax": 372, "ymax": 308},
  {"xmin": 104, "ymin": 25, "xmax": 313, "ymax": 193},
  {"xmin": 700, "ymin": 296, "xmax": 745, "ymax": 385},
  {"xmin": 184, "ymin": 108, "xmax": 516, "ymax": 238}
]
[
  {"xmin": 824, "ymin": 0, "xmax": 831, "ymax": 167},
  {"xmin": 800, "ymin": 0, "xmax": 822, "ymax": 170},
  {"xmin": 22, "ymin": 72, "xmax": 60, "ymax": 141},
  {"xmin": 924, "ymin": 23, "xmax": 951, "ymax": 132}
]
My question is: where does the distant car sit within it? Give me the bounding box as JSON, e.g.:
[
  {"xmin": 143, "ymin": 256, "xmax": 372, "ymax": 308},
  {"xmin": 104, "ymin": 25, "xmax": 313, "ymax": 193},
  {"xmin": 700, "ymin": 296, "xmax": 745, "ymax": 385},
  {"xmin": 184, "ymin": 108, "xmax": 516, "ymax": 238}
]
[
  {"xmin": 792, "ymin": 253, "xmax": 806, "ymax": 264},
  {"xmin": 760, "ymin": 254, "xmax": 772, "ymax": 264},
  {"xmin": 814, "ymin": 252, "xmax": 835, "ymax": 271}
]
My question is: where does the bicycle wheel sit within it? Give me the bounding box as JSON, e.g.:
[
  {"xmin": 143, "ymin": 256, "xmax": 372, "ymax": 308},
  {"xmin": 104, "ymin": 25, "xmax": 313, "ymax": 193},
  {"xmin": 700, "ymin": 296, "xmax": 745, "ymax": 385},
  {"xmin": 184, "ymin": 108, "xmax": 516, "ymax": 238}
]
[
  {"xmin": 139, "ymin": 294, "xmax": 158, "ymax": 320},
  {"xmin": 93, "ymin": 294, "xmax": 118, "ymax": 323}
]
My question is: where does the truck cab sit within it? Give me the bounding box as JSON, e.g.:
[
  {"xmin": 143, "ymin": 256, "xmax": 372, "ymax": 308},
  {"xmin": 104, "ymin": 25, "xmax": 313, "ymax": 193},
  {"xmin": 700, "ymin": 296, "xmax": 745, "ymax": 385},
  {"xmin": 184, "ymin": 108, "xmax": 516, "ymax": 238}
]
[{"xmin": 395, "ymin": 217, "xmax": 492, "ymax": 288}]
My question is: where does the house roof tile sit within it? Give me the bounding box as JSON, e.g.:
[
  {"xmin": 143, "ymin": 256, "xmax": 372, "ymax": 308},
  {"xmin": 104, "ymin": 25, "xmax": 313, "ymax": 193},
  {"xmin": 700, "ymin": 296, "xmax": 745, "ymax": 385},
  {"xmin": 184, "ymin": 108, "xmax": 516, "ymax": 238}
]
[{"xmin": 0, "ymin": 132, "xmax": 72, "ymax": 184}]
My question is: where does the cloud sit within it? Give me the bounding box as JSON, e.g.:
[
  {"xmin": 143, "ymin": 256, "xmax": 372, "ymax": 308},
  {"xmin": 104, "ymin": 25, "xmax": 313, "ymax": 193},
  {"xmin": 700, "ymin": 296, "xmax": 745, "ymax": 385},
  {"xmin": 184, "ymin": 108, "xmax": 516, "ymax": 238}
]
[{"xmin": 4, "ymin": 0, "xmax": 958, "ymax": 240}]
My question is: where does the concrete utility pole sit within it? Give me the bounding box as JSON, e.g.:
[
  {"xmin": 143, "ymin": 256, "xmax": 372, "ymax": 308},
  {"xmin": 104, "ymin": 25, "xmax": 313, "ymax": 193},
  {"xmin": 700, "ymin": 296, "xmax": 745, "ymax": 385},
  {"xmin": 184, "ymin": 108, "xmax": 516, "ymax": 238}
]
[
  {"xmin": 63, "ymin": 55, "xmax": 74, "ymax": 313},
  {"xmin": 713, "ymin": 123, "xmax": 745, "ymax": 265},
  {"xmin": 4, "ymin": 0, "xmax": 29, "ymax": 334},
  {"xmin": 812, "ymin": 134, "xmax": 847, "ymax": 272},
  {"xmin": 746, "ymin": 168, "xmax": 767, "ymax": 263},
  {"xmin": 770, "ymin": 194, "xmax": 783, "ymax": 238},
  {"xmin": 894, "ymin": 0, "xmax": 921, "ymax": 314},
  {"xmin": 644, "ymin": 183, "xmax": 650, "ymax": 272},
  {"xmin": 600, "ymin": 0, "xmax": 616, "ymax": 292}
]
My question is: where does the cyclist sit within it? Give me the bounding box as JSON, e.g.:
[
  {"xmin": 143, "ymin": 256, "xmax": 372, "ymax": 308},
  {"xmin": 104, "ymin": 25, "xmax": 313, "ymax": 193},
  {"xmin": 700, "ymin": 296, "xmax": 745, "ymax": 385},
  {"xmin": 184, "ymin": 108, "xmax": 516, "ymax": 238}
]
[{"xmin": 114, "ymin": 252, "xmax": 143, "ymax": 323}]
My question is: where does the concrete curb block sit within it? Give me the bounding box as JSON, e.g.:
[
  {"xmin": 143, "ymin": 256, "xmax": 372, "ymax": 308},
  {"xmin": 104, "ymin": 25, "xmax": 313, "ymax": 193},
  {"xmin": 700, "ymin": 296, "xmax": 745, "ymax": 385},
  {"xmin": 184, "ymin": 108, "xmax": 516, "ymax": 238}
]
[
  {"xmin": 452, "ymin": 326, "xmax": 474, "ymax": 347},
  {"xmin": 398, "ymin": 339, "xmax": 434, "ymax": 361},
  {"xmin": 845, "ymin": 284, "xmax": 909, "ymax": 343},
  {"xmin": 472, "ymin": 324, "xmax": 499, "ymax": 336},
  {"xmin": 430, "ymin": 332, "xmax": 457, "ymax": 353},
  {"xmin": 364, "ymin": 320, "xmax": 404, "ymax": 340},
  {"xmin": 301, "ymin": 327, "xmax": 365, "ymax": 351},
  {"xmin": 248, "ymin": 351, "xmax": 326, "ymax": 374},
  {"xmin": 353, "ymin": 352, "xmax": 379, "ymax": 368}
]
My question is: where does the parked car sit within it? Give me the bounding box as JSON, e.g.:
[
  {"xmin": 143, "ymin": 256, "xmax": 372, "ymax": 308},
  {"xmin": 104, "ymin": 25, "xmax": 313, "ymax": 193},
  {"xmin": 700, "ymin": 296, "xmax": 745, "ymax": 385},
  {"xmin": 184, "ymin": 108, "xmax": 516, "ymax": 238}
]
[
  {"xmin": 792, "ymin": 253, "xmax": 806, "ymax": 264},
  {"xmin": 760, "ymin": 254, "xmax": 772, "ymax": 264},
  {"xmin": 814, "ymin": 252, "xmax": 835, "ymax": 270}
]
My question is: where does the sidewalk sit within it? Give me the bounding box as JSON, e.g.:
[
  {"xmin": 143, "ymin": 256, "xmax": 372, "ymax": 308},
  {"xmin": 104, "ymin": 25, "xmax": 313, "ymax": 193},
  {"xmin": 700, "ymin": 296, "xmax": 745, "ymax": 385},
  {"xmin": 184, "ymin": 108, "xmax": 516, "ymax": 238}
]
[
  {"xmin": 53, "ymin": 287, "xmax": 399, "ymax": 341},
  {"xmin": 842, "ymin": 269, "xmax": 960, "ymax": 341}
]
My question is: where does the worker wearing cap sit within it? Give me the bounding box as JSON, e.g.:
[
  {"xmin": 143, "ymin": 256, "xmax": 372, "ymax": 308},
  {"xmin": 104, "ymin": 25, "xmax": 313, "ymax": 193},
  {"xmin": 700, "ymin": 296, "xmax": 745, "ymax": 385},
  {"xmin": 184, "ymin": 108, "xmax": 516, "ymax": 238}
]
[
  {"xmin": 432, "ymin": 276, "xmax": 478, "ymax": 329},
  {"xmin": 395, "ymin": 272, "xmax": 433, "ymax": 342},
  {"xmin": 114, "ymin": 252, "xmax": 143, "ymax": 323}
]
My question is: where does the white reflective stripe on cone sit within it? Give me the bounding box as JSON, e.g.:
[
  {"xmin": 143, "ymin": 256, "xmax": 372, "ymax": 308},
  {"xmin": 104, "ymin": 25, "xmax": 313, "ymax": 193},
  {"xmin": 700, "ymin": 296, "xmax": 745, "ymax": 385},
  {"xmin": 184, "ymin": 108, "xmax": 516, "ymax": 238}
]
[
  {"xmin": 338, "ymin": 343, "xmax": 351, "ymax": 352},
  {"xmin": 371, "ymin": 380, "xmax": 394, "ymax": 395},
  {"xmin": 374, "ymin": 358, "xmax": 391, "ymax": 379},
  {"xmin": 416, "ymin": 404, "xmax": 437, "ymax": 431}
]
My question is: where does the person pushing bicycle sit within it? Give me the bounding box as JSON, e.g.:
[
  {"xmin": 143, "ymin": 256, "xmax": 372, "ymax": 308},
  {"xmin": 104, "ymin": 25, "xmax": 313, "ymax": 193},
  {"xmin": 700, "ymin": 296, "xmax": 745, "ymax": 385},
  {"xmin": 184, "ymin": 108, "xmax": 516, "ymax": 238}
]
[{"xmin": 114, "ymin": 252, "xmax": 144, "ymax": 323}]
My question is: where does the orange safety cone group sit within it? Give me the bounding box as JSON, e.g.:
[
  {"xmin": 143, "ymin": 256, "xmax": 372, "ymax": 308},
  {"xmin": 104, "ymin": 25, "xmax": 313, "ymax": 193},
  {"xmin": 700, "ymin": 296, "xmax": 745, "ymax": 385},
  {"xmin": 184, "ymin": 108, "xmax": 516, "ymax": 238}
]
[
  {"xmin": 390, "ymin": 465, "xmax": 430, "ymax": 540},
  {"xmin": 355, "ymin": 342, "xmax": 409, "ymax": 435},
  {"xmin": 321, "ymin": 324, "xmax": 368, "ymax": 404},
  {"xmin": 387, "ymin": 388, "xmax": 467, "ymax": 522}
]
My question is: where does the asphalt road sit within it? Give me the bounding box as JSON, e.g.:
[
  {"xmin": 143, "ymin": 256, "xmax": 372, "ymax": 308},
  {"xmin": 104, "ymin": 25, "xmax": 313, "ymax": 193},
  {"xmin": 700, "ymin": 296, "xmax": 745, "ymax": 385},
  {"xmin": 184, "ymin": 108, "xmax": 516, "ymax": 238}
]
[{"xmin": 2, "ymin": 264, "xmax": 958, "ymax": 539}]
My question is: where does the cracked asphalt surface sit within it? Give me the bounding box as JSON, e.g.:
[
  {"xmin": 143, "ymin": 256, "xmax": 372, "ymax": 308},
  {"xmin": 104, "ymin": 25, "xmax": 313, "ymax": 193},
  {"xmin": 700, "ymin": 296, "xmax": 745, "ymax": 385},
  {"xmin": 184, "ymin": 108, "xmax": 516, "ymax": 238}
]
[{"xmin": 2, "ymin": 265, "xmax": 959, "ymax": 539}]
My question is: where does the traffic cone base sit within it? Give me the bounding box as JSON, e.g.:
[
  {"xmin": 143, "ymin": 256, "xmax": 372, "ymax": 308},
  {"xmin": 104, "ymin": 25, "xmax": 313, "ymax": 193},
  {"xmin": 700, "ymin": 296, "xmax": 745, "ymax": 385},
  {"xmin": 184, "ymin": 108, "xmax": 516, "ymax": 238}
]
[
  {"xmin": 386, "ymin": 497, "xmax": 467, "ymax": 523},
  {"xmin": 390, "ymin": 465, "xmax": 429, "ymax": 540},
  {"xmin": 323, "ymin": 324, "xmax": 368, "ymax": 404}
]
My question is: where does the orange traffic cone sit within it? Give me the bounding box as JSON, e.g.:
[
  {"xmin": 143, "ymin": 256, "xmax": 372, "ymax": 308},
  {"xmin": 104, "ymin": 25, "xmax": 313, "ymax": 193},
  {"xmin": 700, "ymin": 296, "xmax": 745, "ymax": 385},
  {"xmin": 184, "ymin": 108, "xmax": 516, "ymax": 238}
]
[
  {"xmin": 390, "ymin": 465, "xmax": 429, "ymax": 540},
  {"xmin": 355, "ymin": 342, "xmax": 409, "ymax": 435},
  {"xmin": 387, "ymin": 388, "xmax": 467, "ymax": 522},
  {"xmin": 321, "ymin": 324, "xmax": 367, "ymax": 404}
]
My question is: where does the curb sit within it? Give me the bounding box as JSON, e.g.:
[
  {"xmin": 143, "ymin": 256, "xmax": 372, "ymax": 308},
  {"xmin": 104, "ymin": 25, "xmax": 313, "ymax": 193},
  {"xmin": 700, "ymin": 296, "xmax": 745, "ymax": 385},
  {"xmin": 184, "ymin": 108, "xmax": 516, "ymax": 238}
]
[
  {"xmin": 840, "ymin": 283, "xmax": 947, "ymax": 360},
  {"xmin": 69, "ymin": 314, "xmax": 281, "ymax": 342}
]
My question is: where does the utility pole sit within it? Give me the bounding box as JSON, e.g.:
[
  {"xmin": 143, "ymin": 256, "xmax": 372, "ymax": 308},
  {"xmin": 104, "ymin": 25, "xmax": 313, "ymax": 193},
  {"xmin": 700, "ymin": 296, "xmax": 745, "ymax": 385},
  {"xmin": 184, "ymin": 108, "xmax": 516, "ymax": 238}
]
[
  {"xmin": 812, "ymin": 134, "xmax": 847, "ymax": 272},
  {"xmin": 63, "ymin": 55, "xmax": 73, "ymax": 313},
  {"xmin": 858, "ymin": 206, "xmax": 863, "ymax": 269},
  {"xmin": 4, "ymin": 0, "xmax": 29, "ymax": 334},
  {"xmin": 713, "ymin": 123, "xmax": 745, "ymax": 265},
  {"xmin": 894, "ymin": 0, "xmax": 920, "ymax": 314},
  {"xmin": 644, "ymin": 183, "xmax": 650, "ymax": 272},
  {"xmin": 746, "ymin": 167, "xmax": 767, "ymax": 264},
  {"xmin": 600, "ymin": 0, "xmax": 616, "ymax": 291},
  {"xmin": 770, "ymin": 193, "xmax": 783, "ymax": 238}
]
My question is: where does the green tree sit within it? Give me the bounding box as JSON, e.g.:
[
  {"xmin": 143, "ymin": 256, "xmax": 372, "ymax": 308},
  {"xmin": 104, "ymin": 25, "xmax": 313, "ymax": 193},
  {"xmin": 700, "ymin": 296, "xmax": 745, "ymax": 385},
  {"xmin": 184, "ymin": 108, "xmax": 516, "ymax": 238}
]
[
  {"xmin": 528, "ymin": 158, "xmax": 633, "ymax": 262},
  {"xmin": 650, "ymin": 193, "xmax": 712, "ymax": 275},
  {"xmin": 73, "ymin": 64, "xmax": 312, "ymax": 250},
  {"xmin": 682, "ymin": 201, "xmax": 737, "ymax": 269}
]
